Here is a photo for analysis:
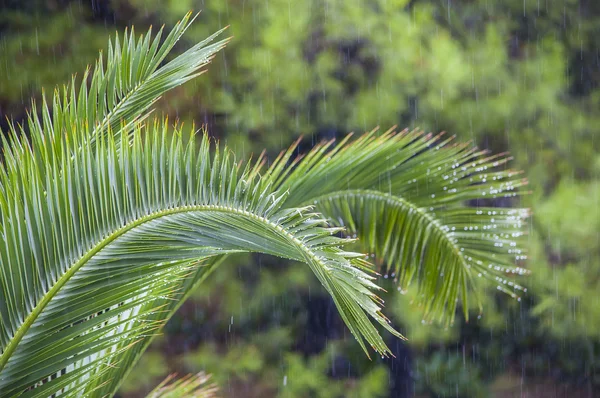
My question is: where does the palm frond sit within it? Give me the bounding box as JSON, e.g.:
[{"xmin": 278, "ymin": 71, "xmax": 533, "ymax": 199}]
[
  {"xmin": 0, "ymin": 118, "xmax": 400, "ymax": 397},
  {"xmin": 30, "ymin": 11, "xmax": 228, "ymax": 153},
  {"xmin": 270, "ymin": 128, "xmax": 529, "ymax": 323},
  {"xmin": 0, "ymin": 13, "xmax": 529, "ymax": 398},
  {"xmin": 146, "ymin": 373, "xmax": 218, "ymax": 398}
]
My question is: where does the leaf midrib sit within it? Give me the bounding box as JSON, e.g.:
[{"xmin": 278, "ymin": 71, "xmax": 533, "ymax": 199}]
[{"xmin": 0, "ymin": 203, "xmax": 311, "ymax": 372}]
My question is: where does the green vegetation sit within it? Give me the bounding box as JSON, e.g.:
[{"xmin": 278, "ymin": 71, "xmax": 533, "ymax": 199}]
[
  {"xmin": 0, "ymin": 11, "xmax": 527, "ymax": 397},
  {"xmin": 0, "ymin": 0, "xmax": 598, "ymax": 396}
]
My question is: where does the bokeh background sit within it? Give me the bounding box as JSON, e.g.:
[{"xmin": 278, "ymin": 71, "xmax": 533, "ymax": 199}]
[{"xmin": 1, "ymin": 0, "xmax": 599, "ymax": 397}]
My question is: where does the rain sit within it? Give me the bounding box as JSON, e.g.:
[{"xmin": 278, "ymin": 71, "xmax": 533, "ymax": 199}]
[{"xmin": 0, "ymin": 1, "xmax": 598, "ymax": 397}]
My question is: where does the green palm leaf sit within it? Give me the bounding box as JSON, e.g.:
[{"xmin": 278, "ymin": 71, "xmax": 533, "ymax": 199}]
[
  {"xmin": 0, "ymin": 120, "xmax": 399, "ymax": 396},
  {"xmin": 270, "ymin": 128, "xmax": 529, "ymax": 323},
  {"xmin": 30, "ymin": 11, "xmax": 228, "ymax": 155},
  {"xmin": 0, "ymin": 13, "xmax": 528, "ymax": 398}
]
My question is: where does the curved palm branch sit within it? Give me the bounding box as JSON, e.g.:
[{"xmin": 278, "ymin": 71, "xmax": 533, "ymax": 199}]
[
  {"xmin": 269, "ymin": 128, "xmax": 529, "ymax": 323},
  {"xmin": 0, "ymin": 13, "xmax": 528, "ymax": 398},
  {"xmin": 0, "ymin": 118, "xmax": 399, "ymax": 396},
  {"xmin": 0, "ymin": 15, "xmax": 401, "ymax": 397}
]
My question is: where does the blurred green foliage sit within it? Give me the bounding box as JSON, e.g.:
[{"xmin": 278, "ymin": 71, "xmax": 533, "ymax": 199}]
[
  {"xmin": 415, "ymin": 352, "xmax": 487, "ymax": 398},
  {"xmin": 1, "ymin": 0, "xmax": 599, "ymax": 396}
]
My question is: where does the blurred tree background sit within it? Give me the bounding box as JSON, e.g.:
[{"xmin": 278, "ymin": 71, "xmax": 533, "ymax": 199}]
[{"xmin": 1, "ymin": 0, "xmax": 599, "ymax": 396}]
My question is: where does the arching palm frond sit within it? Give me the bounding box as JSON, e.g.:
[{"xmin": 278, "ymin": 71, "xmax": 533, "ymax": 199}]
[
  {"xmin": 0, "ymin": 16, "xmax": 402, "ymax": 398},
  {"xmin": 0, "ymin": 117, "xmax": 400, "ymax": 397},
  {"xmin": 270, "ymin": 128, "xmax": 529, "ymax": 324},
  {"xmin": 0, "ymin": 13, "xmax": 529, "ymax": 398}
]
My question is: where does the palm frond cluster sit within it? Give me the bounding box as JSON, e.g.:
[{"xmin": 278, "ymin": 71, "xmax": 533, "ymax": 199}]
[{"xmin": 0, "ymin": 13, "xmax": 528, "ymax": 397}]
